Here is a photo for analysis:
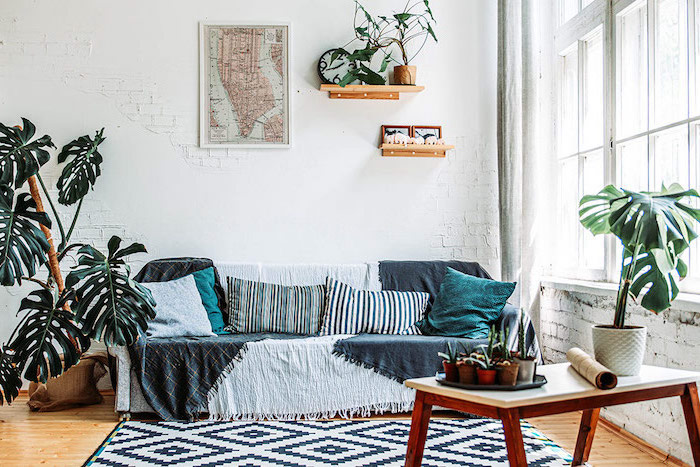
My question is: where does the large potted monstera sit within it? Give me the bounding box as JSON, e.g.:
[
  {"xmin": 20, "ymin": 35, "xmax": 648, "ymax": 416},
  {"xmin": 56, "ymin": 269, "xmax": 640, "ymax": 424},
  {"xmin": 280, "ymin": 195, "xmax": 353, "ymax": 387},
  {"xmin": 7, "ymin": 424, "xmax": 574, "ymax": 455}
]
[
  {"xmin": 579, "ymin": 184, "xmax": 700, "ymax": 375},
  {"xmin": 0, "ymin": 118, "xmax": 155, "ymax": 405}
]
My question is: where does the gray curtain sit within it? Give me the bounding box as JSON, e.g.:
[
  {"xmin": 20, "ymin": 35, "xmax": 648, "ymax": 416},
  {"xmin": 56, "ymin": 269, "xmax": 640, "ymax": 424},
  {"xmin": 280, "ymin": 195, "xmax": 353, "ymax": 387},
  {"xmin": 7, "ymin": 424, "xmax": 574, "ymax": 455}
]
[{"xmin": 497, "ymin": 0, "xmax": 555, "ymax": 329}]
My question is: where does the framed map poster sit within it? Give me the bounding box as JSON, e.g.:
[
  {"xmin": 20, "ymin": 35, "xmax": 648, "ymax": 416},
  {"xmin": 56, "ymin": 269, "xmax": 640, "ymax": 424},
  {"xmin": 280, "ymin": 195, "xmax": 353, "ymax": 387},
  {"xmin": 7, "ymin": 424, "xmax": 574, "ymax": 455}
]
[{"xmin": 199, "ymin": 22, "xmax": 290, "ymax": 148}]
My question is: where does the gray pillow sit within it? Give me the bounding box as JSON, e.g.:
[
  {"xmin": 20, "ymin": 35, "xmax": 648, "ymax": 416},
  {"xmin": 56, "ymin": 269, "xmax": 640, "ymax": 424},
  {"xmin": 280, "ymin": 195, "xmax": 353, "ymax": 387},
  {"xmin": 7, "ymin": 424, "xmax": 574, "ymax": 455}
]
[{"xmin": 144, "ymin": 275, "xmax": 215, "ymax": 338}]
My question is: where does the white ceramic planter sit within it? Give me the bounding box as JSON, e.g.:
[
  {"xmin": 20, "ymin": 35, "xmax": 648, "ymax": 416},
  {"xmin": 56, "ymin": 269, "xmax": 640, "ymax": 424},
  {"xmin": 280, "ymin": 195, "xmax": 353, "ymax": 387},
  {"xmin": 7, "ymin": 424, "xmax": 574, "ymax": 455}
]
[{"xmin": 591, "ymin": 325, "xmax": 647, "ymax": 376}]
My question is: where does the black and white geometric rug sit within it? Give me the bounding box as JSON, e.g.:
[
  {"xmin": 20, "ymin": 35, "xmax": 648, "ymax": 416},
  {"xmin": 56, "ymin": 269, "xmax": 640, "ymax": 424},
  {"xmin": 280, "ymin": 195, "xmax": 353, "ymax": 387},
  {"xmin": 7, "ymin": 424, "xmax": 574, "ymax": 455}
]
[{"xmin": 85, "ymin": 418, "xmax": 572, "ymax": 466}]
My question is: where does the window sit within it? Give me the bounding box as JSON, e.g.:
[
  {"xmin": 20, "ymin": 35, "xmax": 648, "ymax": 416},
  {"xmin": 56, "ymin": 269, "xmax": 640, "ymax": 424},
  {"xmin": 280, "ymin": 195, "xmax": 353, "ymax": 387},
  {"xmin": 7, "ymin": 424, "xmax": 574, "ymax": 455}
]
[{"xmin": 554, "ymin": 0, "xmax": 700, "ymax": 289}]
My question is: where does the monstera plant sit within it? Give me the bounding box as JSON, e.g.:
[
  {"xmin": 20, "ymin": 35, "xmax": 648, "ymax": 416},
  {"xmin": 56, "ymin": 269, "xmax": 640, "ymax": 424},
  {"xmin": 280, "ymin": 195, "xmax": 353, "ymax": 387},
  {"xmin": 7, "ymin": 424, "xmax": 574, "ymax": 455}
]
[
  {"xmin": 0, "ymin": 118, "xmax": 155, "ymax": 405},
  {"xmin": 579, "ymin": 184, "xmax": 700, "ymax": 375}
]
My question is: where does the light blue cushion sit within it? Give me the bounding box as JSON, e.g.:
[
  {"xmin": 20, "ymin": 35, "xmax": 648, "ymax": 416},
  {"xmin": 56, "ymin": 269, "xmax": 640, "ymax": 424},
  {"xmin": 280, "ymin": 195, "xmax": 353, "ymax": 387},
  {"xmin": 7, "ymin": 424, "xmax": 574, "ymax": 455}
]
[
  {"xmin": 190, "ymin": 268, "xmax": 227, "ymax": 334},
  {"xmin": 144, "ymin": 275, "xmax": 216, "ymax": 338},
  {"xmin": 419, "ymin": 267, "xmax": 515, "ymax": 338}
]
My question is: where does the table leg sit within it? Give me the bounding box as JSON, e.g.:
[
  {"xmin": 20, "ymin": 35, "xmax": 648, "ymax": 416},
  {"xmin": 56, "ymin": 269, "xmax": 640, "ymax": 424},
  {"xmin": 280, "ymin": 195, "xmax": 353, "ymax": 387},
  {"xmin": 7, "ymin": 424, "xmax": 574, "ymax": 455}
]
[
  {"xmin": 405, "ymin": 391, "xmax": 433, "ymax": 467},
  {"xmin": 499, "ymin": 408, "xmax": 528, "ymax": 467},
  {"xmin": 572, "ymin": 408, "xmax": 600, "ymax": 466},
  {"xmin": 680, "ymin": 382, "xmax": 700, "ymax": 466}
]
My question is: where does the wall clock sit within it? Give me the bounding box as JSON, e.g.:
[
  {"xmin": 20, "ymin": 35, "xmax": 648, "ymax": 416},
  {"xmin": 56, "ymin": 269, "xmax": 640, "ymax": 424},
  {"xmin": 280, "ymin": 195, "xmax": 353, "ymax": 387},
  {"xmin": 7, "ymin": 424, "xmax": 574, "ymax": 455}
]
[{"xmin": 317, "ymin": 48, "xmax": 357, "ymax": 85}]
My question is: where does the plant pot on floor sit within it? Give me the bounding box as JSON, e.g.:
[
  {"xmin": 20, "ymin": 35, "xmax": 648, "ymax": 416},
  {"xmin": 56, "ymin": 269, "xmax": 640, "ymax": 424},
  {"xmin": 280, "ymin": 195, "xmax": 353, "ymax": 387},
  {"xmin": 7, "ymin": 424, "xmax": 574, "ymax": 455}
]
[
  {"xmin": 591, "ymin": 325, "xmax": 647, "ymax": 376},
  {"xmin": 476, "ymin": 368, "xmax": 497, "ymax": 385},
  {"xmin": 457, "ymin": 361, "xmax": 477, "ymax": 384},
  {"xmin": 496, "ymin": 362, "xmax": 520, "ymax": 386},
  {"xmin": 514, "ymin": 358, "xmax": 537, "ymax": 383},
  {"xmin": 393, "ymin": 65, "xmax": 417, "ymax": 85},
  {"xmin": 443, "ymin": 361, "xmax": 459, "ymax": 382}
]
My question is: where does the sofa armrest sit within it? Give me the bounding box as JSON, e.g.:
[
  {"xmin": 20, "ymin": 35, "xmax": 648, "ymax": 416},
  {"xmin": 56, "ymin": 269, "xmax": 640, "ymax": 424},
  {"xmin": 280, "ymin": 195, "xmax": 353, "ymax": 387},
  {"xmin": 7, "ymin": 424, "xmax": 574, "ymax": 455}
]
[{"xmin": 108, "ymin": 346, "xmax": 131, "ymax": 412}]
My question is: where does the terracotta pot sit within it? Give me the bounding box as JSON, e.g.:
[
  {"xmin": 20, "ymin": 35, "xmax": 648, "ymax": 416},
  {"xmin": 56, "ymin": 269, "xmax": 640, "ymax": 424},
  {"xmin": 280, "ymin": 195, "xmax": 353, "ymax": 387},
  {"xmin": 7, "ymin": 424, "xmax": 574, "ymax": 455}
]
[
  {"xmin": 393, "ymin": 65, "xmax": 417, "ymax": 85},
  {"xmin": 476, "ymin": 368, "xmax": 497, "ymax": 385},
  {"xmin": 443, "ymin": 361, "xmax": 458, "ymax": 382},
  {"xmin": 497, "ymin": 362, "xmax": 520, "ymax": 386},
  {"xmin": 457, "ymin": 361, "xmax": 477, "ymax": 384},
  {"xmin": 514, "ymin": 358, "xmax": 537, "ymax": 383}
]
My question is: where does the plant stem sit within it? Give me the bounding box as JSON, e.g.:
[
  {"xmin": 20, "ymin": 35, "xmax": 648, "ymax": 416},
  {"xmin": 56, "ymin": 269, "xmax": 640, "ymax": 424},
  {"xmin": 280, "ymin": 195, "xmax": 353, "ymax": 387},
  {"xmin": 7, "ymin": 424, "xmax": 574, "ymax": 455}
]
[
  {"xmin": 61, "ymin": 197, "xmax": 83, "ymax": 251},
  {"xmin": 34, "ymin": 173, "xmax": 66, "ymax": 246}
]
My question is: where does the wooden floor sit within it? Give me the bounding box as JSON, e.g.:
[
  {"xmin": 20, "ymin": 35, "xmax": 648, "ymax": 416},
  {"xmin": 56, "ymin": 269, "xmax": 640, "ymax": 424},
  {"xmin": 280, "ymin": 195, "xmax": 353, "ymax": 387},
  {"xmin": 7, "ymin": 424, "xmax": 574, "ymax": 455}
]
[{"xmin": 0, "ymin": 393, "xmax": 688, "ymax": 466}]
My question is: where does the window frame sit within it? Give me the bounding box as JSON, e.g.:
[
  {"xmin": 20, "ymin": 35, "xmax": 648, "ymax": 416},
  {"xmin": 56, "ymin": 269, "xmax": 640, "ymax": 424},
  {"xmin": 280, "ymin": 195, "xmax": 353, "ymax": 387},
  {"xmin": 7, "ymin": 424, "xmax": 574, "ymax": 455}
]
[{"xmin": 553, "ymin": 0, "xmax": 700, "ymax": 291}]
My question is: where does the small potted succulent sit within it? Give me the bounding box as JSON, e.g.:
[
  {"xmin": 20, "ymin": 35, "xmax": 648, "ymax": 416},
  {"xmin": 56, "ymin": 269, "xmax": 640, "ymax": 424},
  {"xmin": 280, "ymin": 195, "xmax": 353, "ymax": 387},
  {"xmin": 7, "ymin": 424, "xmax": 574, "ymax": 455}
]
[
  {"xmin": 456, "ymin": 344, "xmax": 477, "ymax": 384},
  {"xmin": 466, "ymin": 326, "xmax": 500, "ymax": 385},
  {"xmin": 352, "ymin": 0, "xmax": 437, "ymax": 85},
  {"xmin": 438, "ymin": 342, "xmax": 459, "ymax": 382},
  {"xmin": 495, "ymin": 328, "xmax": 519, "ymax": 386},
  {"xmin": 513, "ymin": 311, "xmax": 537, "ymax": 383}
]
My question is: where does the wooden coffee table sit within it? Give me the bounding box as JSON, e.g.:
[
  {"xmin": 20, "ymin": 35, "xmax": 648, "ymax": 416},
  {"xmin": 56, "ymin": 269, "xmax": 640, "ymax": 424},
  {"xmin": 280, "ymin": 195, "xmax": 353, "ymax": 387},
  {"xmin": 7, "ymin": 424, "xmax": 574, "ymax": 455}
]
[{"xmin": 404, "ymin": 363, "xmax": 700, "ymax": 466}]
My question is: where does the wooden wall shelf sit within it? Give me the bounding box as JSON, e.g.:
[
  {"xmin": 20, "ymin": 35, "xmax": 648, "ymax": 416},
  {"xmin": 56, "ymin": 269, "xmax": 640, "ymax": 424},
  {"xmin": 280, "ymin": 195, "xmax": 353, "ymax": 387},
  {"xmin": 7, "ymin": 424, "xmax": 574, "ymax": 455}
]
[
  {"xmin": 320, "ymin": 84, "xmax": 425, "ymax": 100},
  {"xmin": 380, "ymin": 143, "xmax": 454, "ymax": 158}
]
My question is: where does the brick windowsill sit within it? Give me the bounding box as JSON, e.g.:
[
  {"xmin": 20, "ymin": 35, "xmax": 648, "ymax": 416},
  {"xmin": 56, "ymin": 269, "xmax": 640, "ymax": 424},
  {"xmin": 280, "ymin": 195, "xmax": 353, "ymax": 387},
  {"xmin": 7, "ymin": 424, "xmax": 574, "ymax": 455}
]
[{"xmin": 540, "ymin": 276, "xmax": 700, "ymax": 314}]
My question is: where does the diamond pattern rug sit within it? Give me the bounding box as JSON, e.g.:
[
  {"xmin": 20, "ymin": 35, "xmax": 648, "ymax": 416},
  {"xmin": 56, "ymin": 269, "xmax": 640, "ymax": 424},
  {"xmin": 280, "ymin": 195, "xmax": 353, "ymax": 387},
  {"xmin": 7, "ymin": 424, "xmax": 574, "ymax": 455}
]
[{"xmin": 85, "ymin": 418, "xmax": 572, "ymax": 466}]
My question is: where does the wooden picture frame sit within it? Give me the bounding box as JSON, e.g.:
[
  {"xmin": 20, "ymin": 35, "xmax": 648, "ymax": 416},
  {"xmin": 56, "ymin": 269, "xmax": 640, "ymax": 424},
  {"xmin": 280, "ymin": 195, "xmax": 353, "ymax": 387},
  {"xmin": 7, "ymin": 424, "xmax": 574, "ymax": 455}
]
[
  {"xmin": 381, "ymin": 125, "xmax": 412, "ymax": 143},
  {"xmin": 412, "ymin": 125, "xmax": 442, "ymax": 140},
  {"xmin": 199, "ymin": 22, "xmax": 291, "ymax": 148}
]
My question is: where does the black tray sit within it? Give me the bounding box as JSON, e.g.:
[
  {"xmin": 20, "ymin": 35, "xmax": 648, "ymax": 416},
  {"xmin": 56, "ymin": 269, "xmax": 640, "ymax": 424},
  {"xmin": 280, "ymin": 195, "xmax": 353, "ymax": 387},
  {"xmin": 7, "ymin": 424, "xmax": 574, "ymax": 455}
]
[{"xmin": 435, "ymin": 373, "xmax": 547, "ymax": 391}]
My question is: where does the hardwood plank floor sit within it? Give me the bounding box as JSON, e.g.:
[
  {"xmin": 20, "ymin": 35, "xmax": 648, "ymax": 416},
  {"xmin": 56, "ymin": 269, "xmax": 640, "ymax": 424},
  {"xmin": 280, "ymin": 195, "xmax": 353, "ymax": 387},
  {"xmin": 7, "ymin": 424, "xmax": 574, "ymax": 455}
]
[{"xmin": 0, "ymin": 393, "xmax": 688, "ymax": 466}]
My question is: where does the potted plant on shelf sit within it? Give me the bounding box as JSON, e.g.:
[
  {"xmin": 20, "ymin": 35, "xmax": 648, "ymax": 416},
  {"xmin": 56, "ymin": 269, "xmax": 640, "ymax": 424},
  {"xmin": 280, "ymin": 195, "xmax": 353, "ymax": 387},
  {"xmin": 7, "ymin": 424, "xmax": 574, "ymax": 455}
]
[
  {"xmin": 352, "ymin": 0, "xmax": 437, "ymax": 85},
  {"xmin": 466, "ymin": 325, "xmax": 500, "ymax": 385},
  {"xmin": 514, "ymin": 311, "xmax": 537, "ymax": 383},
  {"xmin": 438, "ymin": 342, "xmax": 459, "ymax": 382},
  {"xmin": 579, "ymin": 184, "xmax": 700, "ymax": 375}
]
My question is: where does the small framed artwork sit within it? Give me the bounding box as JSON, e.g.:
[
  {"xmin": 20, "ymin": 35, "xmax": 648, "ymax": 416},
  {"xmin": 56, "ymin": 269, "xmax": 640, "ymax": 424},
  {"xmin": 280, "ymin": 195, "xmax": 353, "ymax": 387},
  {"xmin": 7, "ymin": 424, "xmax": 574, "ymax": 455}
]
[
  {"xmin": 381, "ymin": 125, "xmax": 411, "ymax": 144},
  {"xmin": 200, "ymin": 22, "xmax": 291, "ymax": 148},
  {"xmin": 412, "ymin": 125, "xmax": 442, "ymax": 140}
]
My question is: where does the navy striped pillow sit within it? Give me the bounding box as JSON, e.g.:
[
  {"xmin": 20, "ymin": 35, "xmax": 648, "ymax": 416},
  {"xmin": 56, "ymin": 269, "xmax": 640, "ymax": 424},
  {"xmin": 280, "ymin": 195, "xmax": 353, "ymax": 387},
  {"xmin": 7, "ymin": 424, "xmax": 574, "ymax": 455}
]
[
  {"xmin": 227, "ymin": 277, "xmax": 325, "ymax": 334},
  {"xmin": 320, "ymin": 277, "xmax": 429, "ymax": 335}
]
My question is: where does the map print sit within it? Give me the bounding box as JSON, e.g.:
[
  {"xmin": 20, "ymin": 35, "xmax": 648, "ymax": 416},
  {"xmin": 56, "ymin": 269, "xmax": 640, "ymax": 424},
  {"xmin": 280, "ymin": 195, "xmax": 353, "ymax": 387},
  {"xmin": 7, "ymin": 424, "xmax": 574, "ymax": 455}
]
[{"xmin": 202, "ymin": 24, "xmax": 289, "ymax": 146}]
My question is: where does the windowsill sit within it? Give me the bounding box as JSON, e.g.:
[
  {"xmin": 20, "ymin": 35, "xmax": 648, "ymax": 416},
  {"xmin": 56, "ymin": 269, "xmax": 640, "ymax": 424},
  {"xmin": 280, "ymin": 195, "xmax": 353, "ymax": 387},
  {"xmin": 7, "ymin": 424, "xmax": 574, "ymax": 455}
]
[{"xmin": 540, "ymin": 276, "xmax": 700, "ymax": 313}]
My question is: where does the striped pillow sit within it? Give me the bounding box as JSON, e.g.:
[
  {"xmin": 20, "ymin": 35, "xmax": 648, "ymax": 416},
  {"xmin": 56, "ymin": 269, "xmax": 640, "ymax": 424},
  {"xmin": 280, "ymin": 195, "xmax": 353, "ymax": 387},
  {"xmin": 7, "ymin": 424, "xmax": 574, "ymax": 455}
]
[
  {"xmin": 320, "ymin": 277, "xmax": 429, "ymax": 335},
  {"xmin": 227, "ymin": 277, "xmax": 325, "ymax": 335}
]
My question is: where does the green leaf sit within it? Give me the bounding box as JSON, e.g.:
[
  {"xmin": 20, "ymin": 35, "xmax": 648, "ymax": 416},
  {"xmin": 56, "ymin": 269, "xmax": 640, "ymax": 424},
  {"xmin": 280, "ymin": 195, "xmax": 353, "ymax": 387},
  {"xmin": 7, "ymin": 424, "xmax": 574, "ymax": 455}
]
[
  {"xmin": 426, "ymin": 23, "xmax": 437, "ymax": 42},
  {"xmin": 580, "ymin": 184, "xmax": 700, "ymax": 313},
  {"xmin": 0, "ymin": 346, "xmax": 21, "ymax": 405},
  {"xmin": 423, "ymin": 0, "xmax": 435, "ymax": 21},
  {"xmin": 379, "ymin": 53, "xmax": 392, "ymax": 73},
  {"xmin": 355, "ymin": 26, "xmax": 369, "ymax": 38},
  {"xmin": 0, "ymin": 118, "xmax": 55, "ymax": 189},
  {"xmin": 65, "ymin": 236, "xmax": 156, "ymax": 346},
  {"xmin": 0, "ymin": 185, "xmax": 51, "ymax": 286},
  {"xmin": 358, "ymin": 64, "xmax": 386, "ymax": 85},
  {"xmin": 393, "ymin": 12, "xmax": 414, "ymax": 27},
  {"xmin": 346, "ymin": 47, "xmax": 377, "ymax": 63},
  {"xmin": 9, "ymin": 288, "xmax": 90, "ymax": 383},
  {"xmin": 56, "ymin": 128, "xmax": 105, "ymax": 206}
]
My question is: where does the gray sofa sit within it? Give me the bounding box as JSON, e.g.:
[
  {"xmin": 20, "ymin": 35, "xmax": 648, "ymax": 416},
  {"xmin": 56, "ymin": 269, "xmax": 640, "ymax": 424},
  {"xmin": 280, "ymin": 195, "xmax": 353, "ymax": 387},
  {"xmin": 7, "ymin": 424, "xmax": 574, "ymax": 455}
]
[{"xmin": 112, "ymin": 262, "xmax": 538, "ymax": 421}]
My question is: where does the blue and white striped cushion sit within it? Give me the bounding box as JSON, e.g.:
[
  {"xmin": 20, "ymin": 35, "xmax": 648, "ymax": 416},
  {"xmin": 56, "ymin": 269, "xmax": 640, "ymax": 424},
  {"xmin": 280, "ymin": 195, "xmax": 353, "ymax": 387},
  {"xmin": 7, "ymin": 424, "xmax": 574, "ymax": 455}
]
[
  {"xmin": 228, "ymin": 277, "xmax": 325, "ymax": 334},
  {"xmin": 320, "ymin": 277, "xmax": 429, "ymax": 335}
]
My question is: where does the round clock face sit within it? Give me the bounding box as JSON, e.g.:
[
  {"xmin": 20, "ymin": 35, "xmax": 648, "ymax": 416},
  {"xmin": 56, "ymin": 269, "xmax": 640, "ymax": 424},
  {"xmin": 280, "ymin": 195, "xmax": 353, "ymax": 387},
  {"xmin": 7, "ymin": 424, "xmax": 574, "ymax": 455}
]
[{"xmin": 318, "ymin": 48, "xmax": 357, "ymax": 85}]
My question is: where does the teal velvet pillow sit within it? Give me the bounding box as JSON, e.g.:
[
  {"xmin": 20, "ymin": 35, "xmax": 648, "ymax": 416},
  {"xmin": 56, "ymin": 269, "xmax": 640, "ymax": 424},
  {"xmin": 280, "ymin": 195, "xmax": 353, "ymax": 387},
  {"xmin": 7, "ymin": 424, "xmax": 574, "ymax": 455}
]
[
  {"xmin": 419, "ymin": 267, "xmax": 516, "ymax": 338},
  {"xmin": 190, "ymin": 267, "xmax": 228, "ymax": 334}
]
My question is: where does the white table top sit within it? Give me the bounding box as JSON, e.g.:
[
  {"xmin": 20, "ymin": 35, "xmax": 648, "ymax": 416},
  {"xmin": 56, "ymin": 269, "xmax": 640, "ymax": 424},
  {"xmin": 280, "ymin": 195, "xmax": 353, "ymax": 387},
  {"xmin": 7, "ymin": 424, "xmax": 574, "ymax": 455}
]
[{"xmin": 405, "ymin": 363, "xmax": 700, "ymax": 409}]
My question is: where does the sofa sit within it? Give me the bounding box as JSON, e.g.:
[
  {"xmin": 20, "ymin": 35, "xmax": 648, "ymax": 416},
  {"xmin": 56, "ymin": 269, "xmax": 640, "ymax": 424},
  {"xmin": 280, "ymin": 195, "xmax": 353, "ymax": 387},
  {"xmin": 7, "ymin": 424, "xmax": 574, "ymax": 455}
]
[{"xmin": 111, "ymin": 261, "xmax": 539, "ymax": 421}]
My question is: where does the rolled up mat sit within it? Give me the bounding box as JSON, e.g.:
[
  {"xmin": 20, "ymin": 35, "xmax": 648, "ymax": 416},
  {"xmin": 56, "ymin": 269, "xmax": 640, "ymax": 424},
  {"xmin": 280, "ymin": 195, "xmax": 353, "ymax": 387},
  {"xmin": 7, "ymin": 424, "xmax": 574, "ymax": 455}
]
[{"xmin": 566, "ymin": 347, "xmax": 618, "ymax": 389}]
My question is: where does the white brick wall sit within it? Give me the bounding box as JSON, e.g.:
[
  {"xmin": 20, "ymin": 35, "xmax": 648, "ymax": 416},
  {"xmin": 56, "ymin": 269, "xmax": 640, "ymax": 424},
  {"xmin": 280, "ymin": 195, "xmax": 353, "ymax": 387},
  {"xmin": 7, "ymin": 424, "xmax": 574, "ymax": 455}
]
[
  {"xmin": 540, "ymin": 285, "xmax": 700, "ymax": 464},
  {"xmin": 0, "ymin": 1, "xmax": 501, "ymax": 351}
]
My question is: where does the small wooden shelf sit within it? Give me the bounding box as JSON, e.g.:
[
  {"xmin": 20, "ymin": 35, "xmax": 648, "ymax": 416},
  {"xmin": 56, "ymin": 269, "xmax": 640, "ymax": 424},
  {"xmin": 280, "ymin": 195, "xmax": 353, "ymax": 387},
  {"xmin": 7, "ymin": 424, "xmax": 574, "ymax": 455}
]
[
  {"xmin": 380, "ymin": 143, "xmax": 454, "ymax": 158},
  {"xmin": 320, "ymin": 84, "xmax": 425, "ymax": 100}
]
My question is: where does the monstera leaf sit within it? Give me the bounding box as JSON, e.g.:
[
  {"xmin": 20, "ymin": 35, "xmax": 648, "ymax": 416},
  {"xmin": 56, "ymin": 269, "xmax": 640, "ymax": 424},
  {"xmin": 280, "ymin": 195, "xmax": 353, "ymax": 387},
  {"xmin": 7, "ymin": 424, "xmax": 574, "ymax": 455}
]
[
  {"xmin": 9, "ymin": 288, "xmax": 89, "ymax": 383},
  {"xmin": 66, "ymin": 236, "xmax": 156, "ymax": 346},
  {"xmin": 580, "ymin": 184, "xmax": 700, "ymax": 318},
  {"xmin": 0, "ymin": 185, "xmax": 51, "ymax": 286},
  {"xmin": 56, "ymin": 128, "xmax": 105, "ymax": 206},
  {"xmin": 0, "ymin": 118, "xmax": 54, "ymax": 189},
  {"xmin": 0, "ymin": 346, "xmax": 21, "ymax": 405}
]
